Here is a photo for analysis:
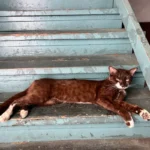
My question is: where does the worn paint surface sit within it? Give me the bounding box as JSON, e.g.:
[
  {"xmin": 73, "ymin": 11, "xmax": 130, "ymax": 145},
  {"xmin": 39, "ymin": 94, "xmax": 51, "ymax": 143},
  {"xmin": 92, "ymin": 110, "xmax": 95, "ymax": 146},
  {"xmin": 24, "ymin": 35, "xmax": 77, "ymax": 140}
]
[
  {"xmin": 115, "ymin": 0, "xmax": 150, "ymax": 89},
  {"xmin": 0, "ymin": 20, "xmax": 122, "ymax": 31},
  {"xmin": 0, "ymin": 29, "xmax": 128, "ymax": 40},
  {"xmin": 0, "ymin": 0, "xmax": 114, "ymax": 10},
  {"xmin": 0, "ymin": 30, "xmax": 131, "ymax": 57}
]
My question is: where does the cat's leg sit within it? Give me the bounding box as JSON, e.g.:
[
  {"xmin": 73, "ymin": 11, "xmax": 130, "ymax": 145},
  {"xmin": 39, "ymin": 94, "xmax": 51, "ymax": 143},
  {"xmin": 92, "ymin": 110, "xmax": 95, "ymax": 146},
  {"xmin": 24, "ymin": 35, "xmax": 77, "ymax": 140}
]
[
  {"xmin": 43, "ymin": 99, "xmax": 58, "ymax": 106},
  {"xmin": 0, "ymin": 95, "xmax": 36, "ymax": 122},
  {"xmin": 0, "ymin": 103, "xmax": 16, "ymax": 122},
  {"xmin": 117, "ymin": 101, "xmax": 150, "ymax": 121},
  {"xmin": 96, "ymin": 98, "xmax": 134, "ymax": 128},
  {"xmin": 20, "ymin": 107, "xmax": 29, "ymax": 119}
]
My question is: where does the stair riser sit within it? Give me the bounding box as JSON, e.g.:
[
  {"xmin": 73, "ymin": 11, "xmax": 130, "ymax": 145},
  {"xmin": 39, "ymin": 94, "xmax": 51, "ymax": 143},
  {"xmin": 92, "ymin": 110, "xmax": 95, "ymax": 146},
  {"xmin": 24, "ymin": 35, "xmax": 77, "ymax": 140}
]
[
  {"xmin": 0, "ymin": 20, "xmax": 122, "ymax": 31},
  {"xmin": 0, "ymin": 124, "xmax": 150, "ymax": 143},
  {"xmin": 0, "ymin": 45, "xmax": 132, "ymax": 57},
  {"xmin": 0, "ymin": 73, "xmax": 144, "ymax": 93},
  {"xmin": 0, "ymin": 0, "xmax": 114, "ymax": 10},
  {"xmin": 0, "ymin": 30, "xmax": 128, "ymax": 40}
]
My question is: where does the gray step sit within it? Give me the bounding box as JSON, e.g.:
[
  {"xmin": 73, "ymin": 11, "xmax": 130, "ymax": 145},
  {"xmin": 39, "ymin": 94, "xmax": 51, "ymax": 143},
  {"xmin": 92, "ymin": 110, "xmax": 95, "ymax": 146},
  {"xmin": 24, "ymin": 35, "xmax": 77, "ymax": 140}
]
[
  {"xmin": 0, "ymin": 88, "xmax": 150, "ymax": 142},
  {"xmin": 0, "ymin": 54, "xmax": 144, "ymax": 92},
  {"xmin": 0, "ymin": 0, "xmax": 114, "ymax": 10},
  {"xmin": 0, "ymin": 29, "xmax": 132, "ymax": 57},
  {"xmin": 1, "ymin": 139, "xmax": 150, "ymax": 150}
]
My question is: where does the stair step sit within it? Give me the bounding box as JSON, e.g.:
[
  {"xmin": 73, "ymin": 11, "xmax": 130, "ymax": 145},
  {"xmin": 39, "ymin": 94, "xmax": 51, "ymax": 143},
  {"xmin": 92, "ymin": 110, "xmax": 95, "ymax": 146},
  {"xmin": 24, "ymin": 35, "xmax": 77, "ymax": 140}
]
[
  {"xmin": 0, "ymin": 29, "xmax": 132, "ymax": 57},
  {"xmin": 0, "ymin": 15, "xmax": 122, "ymax": 31},
  {"xmin": 0, "ymin": 88, "xmax": 150, "ymax": 142},
  {"xmin": 0, "ymin": 54, "xmax": 144, "ymax": 92},
  {"xmin": 0, "ymin": 29, "xmax": 127, "ymax": 40},
  {"xmin": 0, "ymin": 8, "xmax": 119, "ymax": 16},
  {"xmin": 0, "ymin": 54, "xmax": 139, "ymax": 71},
  {"xmin": 0, "ymin": 0, "xmax": 114, "ymax": 10}
]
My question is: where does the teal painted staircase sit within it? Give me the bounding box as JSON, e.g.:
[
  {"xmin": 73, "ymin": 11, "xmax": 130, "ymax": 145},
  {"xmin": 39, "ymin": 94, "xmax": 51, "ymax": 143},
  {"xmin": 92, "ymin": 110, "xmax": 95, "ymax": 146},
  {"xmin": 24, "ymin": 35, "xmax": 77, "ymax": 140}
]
[{"xmin": 0, "ymin": 0, "xmax": 150, "ymax": 142}]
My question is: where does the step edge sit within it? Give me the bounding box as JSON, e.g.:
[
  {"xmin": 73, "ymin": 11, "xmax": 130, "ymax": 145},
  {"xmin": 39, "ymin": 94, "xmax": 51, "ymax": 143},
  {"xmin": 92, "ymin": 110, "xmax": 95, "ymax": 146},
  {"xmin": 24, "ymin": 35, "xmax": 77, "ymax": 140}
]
[{"xmin": 0, "ymin": 8, "xmax": 119, "ymax": 16}]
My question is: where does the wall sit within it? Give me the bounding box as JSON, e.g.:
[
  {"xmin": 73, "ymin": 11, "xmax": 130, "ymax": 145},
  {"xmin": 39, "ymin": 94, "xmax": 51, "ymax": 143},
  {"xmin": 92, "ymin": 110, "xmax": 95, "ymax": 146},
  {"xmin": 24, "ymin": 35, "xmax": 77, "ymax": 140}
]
[{"xmin": 129, "ymin": 0, "xmax": 150, "ymax": 22}]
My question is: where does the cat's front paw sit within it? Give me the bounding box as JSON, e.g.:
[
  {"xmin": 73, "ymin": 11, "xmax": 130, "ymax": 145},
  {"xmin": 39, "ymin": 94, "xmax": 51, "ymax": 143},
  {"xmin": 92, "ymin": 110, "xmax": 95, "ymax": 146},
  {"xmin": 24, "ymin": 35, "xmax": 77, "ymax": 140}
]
[
  {"xmin": 125, "ymin": 114, "xmax": 134, "ymax": 128},
  {"xmin": 125, "ymin": 119, "xmax": 134, "ymax": 128},
  {"xmin": 139, "ymin": 109, "xmax": 150, "ymax": 121}
]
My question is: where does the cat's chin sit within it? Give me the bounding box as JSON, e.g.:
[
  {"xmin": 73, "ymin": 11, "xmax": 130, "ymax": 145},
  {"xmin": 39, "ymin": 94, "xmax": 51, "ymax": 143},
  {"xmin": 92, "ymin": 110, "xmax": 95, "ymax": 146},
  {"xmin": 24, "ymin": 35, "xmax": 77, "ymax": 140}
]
[{"xmin": 115, "ymin": 86, "xmax": 128, "ymax": 90}]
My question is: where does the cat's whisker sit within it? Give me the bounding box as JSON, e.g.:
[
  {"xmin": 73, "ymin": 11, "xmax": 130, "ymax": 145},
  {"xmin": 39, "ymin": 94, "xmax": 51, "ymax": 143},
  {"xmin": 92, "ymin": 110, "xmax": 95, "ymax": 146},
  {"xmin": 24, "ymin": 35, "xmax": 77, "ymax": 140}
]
[{"xmin": 128, "ymin": 84, "xmax": 137, "ymax": 88}]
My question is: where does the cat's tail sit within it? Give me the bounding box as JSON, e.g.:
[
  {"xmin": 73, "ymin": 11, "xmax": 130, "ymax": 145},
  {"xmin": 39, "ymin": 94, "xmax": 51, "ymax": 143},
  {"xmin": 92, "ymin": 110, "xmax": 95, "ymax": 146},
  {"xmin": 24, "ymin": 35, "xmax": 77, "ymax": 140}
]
[{"xmin": 0, "ymin": 89, "xmax": 28, "ymax": 115}]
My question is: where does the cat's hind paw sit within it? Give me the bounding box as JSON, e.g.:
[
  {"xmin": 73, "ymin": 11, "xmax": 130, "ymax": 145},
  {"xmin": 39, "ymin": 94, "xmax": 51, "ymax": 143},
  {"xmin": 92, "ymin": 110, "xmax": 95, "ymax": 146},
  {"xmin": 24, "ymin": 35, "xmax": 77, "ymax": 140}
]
[
  {"xmin": 0, "ymin": 115, "xmax": 8, "ymax": 122},
  {"xmin": 139, "ymin": 109, "xmax": 150, "ymax": 121},
  {"xmin": 20, "ymin": 109, "xmax": 28, "ymax": 119}
]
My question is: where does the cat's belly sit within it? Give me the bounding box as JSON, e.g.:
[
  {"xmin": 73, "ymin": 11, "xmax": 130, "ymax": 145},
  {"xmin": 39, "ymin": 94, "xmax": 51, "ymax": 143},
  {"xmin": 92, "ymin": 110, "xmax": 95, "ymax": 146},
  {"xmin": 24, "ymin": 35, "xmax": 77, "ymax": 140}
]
[
  {"xmin": 63, "ymin": 101, "xmax": 92, "ymax": 104},
  {"xmin": 50, "ymin": 80, "xmax": 98, "ymax": 103},
  {"xmin": 51, "ymin": 95, "xmax": 96, "ymax": 104}
]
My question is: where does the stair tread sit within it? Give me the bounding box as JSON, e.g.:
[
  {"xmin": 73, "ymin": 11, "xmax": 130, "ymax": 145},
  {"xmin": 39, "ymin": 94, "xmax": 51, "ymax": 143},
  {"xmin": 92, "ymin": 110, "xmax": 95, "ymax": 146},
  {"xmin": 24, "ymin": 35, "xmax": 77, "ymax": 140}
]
[
  {"xmin": 0, "ymin": 8, "xmax": 119, "ymax": 16},
  {"xmin": 0, "ymin": 88, "xmax": 150, "ymax": 126},
  {"xmin": 0, "ymin": 54, "xmax": 139, "ymax": 73},
  {"xmin": 0, "ymin": 29, "xmax": 127, "ymax": 40}
]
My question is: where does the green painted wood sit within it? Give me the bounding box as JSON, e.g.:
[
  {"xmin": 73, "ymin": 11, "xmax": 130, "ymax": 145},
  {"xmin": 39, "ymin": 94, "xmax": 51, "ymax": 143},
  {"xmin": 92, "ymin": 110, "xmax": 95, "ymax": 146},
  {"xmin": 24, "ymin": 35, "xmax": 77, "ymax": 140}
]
[
  {"xmin": 0, "ymin": 0, "xmax": 114, "ymax": 10},
  {"xmin": 0, "ymin": 88, "xmax": 150, "ymax": 143},
  {"xmin": 115, "ymin": 0, "xmax": 150, "ymax": 90},
  {"xmin": 0, "ymin": 8, "xmax": 119, "ymax": 16},
  {"xmin": 0, "ymin": 29, "xmax": 128, "ymax": 40}
]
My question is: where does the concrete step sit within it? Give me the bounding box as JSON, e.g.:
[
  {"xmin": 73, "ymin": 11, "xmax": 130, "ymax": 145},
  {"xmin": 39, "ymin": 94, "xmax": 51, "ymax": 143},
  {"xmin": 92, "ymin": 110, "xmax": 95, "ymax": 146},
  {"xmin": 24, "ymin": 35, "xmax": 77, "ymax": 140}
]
[
  {"xmin": 0, "ymin": 29, "xmax": 132, "ymax": 57},
  {"xmin": 1, "ymin": 139, "xmax": 150, "ymax": 150},
  {"xmin": 0, "ymin": 54, "xmax": 144, "ymax": 92},
  {"xmin": 0, "ymin": 88, "xmax": 150, "ymax": 143},
  {"xmin": 0, "ymin": 14, "xmax": 122, "ymax": 31}
]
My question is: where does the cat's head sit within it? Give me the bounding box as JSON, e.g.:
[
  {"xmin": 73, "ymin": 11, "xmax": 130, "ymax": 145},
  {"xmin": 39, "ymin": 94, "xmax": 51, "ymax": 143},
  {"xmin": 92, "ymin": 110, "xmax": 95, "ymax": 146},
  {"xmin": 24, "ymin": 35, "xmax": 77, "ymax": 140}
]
[{"xmin": 108, "ymin": 66, "xmax": 137, "ymax": 90}]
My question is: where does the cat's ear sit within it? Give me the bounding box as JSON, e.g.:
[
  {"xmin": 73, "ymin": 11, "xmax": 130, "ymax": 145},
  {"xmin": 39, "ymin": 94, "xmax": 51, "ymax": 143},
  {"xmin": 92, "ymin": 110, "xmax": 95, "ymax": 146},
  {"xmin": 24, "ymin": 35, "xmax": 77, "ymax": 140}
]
[
  {"xmin": 129, "ymin": 67, "xmax": 138, "ymax": 76},
  {"xmin": 109, "ymin": 66, "xmax": 117, "ymax": 75}
]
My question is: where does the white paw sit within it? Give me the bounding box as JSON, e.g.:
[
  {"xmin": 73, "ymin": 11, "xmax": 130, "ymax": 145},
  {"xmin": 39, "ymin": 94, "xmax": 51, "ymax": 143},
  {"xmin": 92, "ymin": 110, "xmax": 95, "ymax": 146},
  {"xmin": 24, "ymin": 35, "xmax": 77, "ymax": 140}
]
[
  {"xmin": 20, "ymin": 109, "xmax": 28, "ymax": 119},
  {"xmin": 139, "ymin": 109, "xmax": 150, "ymax": 121},
  {"xmin": 0, "ymin": 115, "xmax": 8, "ymax": 122},
  {"xmin": 125, "ymin": 115, "xmax": 134, "ymax": 128},
  {"xmin": 0, "ymin": 116, "xmax": 4, "ymax": 122},
  {"xmin": 126, "ymin": 120, "xmax": 134, "ymax": 128}
]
